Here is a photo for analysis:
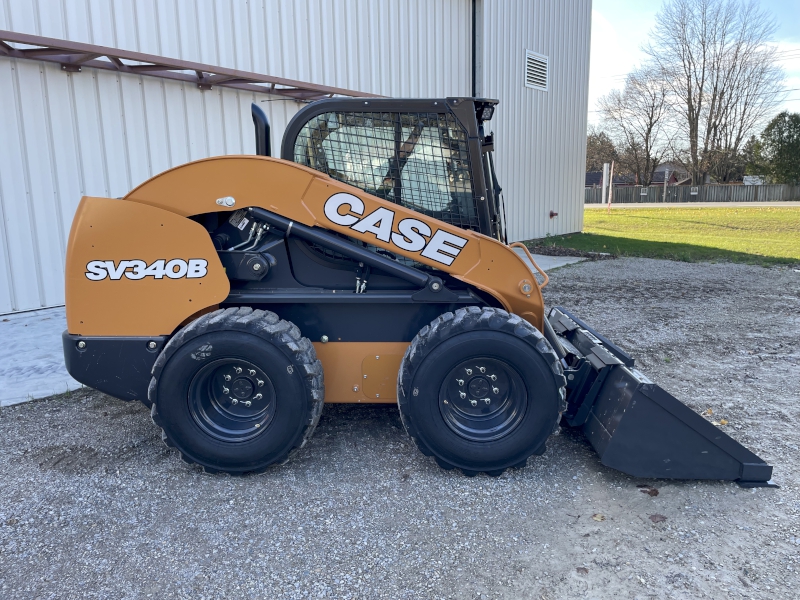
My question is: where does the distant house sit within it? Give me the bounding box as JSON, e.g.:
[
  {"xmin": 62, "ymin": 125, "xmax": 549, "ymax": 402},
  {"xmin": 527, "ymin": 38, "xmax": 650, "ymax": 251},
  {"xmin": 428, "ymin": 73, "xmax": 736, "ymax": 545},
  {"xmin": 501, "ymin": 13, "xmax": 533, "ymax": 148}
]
[
  {"xmin": 585, "ymin": 171, "xmax": 637, "ymax": 187},
  {"xmin": 653, "ymin": 163, "xmax": 691, "ymax": 185},
  {"xmin": 585, "ymin": 163, "xmax": 692, "ymax": 188},
  {"xmin": 650, "ymin": 170, "xmax": 683, "ymax": 185}
]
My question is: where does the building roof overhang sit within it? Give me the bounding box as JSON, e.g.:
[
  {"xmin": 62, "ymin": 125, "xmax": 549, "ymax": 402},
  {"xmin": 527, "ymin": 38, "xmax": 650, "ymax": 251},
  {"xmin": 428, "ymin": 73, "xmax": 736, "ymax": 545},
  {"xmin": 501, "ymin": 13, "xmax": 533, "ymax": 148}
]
[{"xmin": 0, "ymin": 30, "xmax": 379, "ymax": 101}]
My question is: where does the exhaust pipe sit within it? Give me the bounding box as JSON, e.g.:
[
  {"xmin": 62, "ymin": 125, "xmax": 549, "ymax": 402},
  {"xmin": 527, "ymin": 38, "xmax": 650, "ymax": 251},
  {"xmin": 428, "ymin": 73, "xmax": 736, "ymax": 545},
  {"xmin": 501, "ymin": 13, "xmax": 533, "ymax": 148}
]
[{"xmin": 251, "ymin": 103, "xmax": 271, "ymax": 157}]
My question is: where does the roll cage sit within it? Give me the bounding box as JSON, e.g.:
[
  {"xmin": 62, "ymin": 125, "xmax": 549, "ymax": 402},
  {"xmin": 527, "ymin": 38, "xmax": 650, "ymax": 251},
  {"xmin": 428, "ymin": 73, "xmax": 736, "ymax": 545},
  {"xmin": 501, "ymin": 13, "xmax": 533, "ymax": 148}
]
[{"xmin": 280, "ymin": 97, "xmax": 505, "ymax": 242}]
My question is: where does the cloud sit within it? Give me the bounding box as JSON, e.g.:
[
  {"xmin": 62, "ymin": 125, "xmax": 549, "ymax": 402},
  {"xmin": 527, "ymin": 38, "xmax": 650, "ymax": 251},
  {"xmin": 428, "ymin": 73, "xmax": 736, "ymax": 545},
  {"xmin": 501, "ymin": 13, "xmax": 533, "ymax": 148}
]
[
  {"xmin": 588, "ymin": 8, "xmax": 800, "ymax": 124},
  {"xmin": 587, "ymin": 9, "xmax": 648, "ymax": 124},
  {"xmin": 773, "ymin": 40, "xmax": 800, "ymax": 113}
]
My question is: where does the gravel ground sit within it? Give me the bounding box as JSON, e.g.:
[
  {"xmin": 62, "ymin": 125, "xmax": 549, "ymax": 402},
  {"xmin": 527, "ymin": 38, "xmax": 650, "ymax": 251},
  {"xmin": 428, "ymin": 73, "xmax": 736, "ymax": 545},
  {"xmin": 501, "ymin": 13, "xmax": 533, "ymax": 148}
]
[{"xmin": 1, "ymin": 258, "xmax": 798, "ymax": 600}]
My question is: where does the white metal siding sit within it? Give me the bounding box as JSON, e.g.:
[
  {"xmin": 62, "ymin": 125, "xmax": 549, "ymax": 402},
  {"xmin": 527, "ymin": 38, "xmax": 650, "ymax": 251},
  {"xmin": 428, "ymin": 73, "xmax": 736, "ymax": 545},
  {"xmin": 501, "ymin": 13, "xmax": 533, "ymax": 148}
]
[
  {"xmin": 0, "ymin": 0, "xmax": 591, "ymax": 312},
  {"xmin": 0, "ymin": 0, "xmax": 472, "ymax": 313},
  {"xmin": 480, "ymin": 0, "xmax": 591, "ymax": 242}
]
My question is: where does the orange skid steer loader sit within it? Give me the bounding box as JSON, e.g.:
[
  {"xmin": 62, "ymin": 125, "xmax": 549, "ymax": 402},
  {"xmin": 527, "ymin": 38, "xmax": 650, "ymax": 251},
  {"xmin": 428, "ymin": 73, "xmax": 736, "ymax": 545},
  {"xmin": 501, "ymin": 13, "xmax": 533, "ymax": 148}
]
[{"xmin": 63, "ymin": 98, "xmax": 775, "ymax": 485}]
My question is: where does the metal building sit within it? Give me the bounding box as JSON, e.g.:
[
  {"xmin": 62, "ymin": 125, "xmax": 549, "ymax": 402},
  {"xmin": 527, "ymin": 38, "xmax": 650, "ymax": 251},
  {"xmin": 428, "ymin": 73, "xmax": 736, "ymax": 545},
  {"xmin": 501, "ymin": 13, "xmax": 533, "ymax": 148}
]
[{"xmin": 0, "ymin": 0, "xmax": 591, "ymax": 314}]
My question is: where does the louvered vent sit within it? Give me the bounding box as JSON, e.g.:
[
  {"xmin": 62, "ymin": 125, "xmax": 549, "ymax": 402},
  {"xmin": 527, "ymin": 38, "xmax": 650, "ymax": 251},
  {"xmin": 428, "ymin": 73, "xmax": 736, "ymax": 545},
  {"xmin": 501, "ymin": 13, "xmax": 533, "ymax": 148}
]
[{"xmin": 525, "ymin": 50, "xmax": 548, "ymax": 91}]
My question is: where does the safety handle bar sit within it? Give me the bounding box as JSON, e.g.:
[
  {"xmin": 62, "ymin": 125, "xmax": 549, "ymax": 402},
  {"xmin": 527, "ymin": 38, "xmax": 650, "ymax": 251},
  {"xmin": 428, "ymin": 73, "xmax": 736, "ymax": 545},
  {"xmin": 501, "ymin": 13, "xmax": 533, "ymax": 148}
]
[{"xmin": 509, "ymin": 242, "xmax": 549, "ymax": 288}]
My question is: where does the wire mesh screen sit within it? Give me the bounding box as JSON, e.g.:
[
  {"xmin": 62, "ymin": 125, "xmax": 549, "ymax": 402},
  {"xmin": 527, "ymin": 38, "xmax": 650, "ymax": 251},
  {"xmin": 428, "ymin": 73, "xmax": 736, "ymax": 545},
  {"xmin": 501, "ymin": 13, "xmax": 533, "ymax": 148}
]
[{"xmin": 293, "ymin": 111, "xmax": 478, "ymax": 230}]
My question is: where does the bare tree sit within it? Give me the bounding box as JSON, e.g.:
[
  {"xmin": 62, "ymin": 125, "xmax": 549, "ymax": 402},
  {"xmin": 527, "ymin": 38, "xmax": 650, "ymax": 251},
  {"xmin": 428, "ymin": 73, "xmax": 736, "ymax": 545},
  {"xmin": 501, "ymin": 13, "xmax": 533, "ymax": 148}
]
[
  {"xmin": 598, "ymin": 67, "xmax": 670, "ymax": 185},
  {"xmin": 645, "ymin": 0, "xmax": 784, "ymax": 184}
]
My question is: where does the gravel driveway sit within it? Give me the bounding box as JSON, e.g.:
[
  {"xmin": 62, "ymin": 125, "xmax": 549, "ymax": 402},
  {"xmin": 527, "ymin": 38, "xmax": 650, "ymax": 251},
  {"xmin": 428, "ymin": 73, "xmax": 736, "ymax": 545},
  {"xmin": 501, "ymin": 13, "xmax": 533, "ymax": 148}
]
[{"xmin": 1, "ymin": 258, "xmax": 798, "ymax": 599}]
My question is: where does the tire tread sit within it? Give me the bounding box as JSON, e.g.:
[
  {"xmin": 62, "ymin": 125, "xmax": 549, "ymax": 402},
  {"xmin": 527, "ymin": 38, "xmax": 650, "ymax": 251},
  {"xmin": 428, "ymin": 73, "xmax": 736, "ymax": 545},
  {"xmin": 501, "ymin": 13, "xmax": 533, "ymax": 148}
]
[
  {"xmin": 397, "ymin": 307, "xmax": 566, "ymax": 477},
  {"xmin": 149, "ymin": 307, "xmax": 324, "ymax": 474}
]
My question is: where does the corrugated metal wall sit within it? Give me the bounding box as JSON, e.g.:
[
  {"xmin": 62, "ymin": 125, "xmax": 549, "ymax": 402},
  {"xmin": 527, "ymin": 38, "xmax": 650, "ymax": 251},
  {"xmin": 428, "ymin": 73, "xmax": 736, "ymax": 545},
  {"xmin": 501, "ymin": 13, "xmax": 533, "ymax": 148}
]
[
  {"xmin": 0, "ymin": 0, "xmax": 591, "ymax": 313},
  {"xmin": 0, "ymin": 0, "xmax": 472, "ymax": 313},
  {"xmin": 480, "ymin": 0, "xmax": 591, "ymax": 242}
]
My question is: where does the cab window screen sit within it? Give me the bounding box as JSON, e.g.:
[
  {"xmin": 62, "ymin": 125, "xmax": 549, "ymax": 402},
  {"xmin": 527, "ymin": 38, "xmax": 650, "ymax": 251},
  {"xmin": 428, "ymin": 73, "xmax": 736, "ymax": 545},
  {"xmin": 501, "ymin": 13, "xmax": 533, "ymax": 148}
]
[{"xmin": 292, "ymin": 111, "xmax": 478, "ymax": 230}]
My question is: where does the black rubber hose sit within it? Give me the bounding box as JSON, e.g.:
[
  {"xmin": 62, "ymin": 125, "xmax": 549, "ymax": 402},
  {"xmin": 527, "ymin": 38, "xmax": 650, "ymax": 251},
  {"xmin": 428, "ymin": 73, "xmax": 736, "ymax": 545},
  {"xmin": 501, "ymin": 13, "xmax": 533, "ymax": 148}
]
[
  {"xmin": 247, "ymin": 207, "xmax": 431, "ymax": 288},
  {"xmin": 542, "ymin": 311, "xmax": 567, "ymax": 360}
]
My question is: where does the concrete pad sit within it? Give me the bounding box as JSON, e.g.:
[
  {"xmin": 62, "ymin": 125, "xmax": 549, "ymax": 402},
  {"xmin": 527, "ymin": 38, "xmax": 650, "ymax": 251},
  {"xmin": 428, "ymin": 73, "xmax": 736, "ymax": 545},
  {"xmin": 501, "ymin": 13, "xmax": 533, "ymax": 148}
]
[
  {"xmin": 0, "ymin": 307, "xmax": 81, "ymax": 406},
  {"xmin": 513, "ymin": 247, "xmax": 586, "ymax": 273}
]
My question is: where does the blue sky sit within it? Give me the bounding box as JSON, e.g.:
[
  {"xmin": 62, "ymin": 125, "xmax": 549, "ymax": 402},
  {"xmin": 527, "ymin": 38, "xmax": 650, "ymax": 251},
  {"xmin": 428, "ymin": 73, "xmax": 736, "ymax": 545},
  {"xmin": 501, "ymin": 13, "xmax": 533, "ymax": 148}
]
[{"xmin": 588, "ymin": 0, "xmax": 800, "ymax": 125}]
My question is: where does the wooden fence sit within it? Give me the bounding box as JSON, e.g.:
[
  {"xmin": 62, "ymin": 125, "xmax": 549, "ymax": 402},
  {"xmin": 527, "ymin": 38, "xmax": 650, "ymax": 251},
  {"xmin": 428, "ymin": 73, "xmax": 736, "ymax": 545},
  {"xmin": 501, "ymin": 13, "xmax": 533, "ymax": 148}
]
[{"xmin": 585, "ymin": 184, "xmax": 800, "ymax": 204}]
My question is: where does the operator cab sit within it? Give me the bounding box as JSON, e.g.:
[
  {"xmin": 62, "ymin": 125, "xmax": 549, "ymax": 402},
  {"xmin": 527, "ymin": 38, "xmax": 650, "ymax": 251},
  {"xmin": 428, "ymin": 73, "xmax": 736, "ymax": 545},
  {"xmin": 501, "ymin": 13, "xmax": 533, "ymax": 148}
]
[{"xmin": 256, "ymin": 98, "xmax": 506, "ymax": 242}]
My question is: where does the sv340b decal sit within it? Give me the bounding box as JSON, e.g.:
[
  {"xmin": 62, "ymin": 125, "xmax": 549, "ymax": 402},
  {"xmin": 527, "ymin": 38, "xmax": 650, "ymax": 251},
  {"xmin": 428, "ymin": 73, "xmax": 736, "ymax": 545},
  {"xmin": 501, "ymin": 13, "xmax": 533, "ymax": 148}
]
[
  {"xmin": 323, "ymin": 193, "xmax": 468, "ymax": 266},
  {"xmin": 85, "ymin": 259, "xmax": 208, "ymax": 281}
]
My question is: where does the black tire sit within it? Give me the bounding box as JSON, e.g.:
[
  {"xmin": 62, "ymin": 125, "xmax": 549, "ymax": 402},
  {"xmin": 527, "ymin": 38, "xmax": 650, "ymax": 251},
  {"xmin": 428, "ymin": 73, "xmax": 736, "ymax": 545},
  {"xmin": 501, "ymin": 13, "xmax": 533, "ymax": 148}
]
[
  {"xmin": 148, "ymin": 307, "xmax": 323, "ymax": 474},
  {"xmin": 397, "ymin": 306, "xmax": 566, "ymax": 476}
]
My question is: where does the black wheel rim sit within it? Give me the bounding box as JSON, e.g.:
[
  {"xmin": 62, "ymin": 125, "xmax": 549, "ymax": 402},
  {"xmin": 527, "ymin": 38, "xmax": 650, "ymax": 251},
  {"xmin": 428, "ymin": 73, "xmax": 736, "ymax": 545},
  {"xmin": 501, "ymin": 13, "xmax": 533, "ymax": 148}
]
[
  {"xmin": 438, "ymin": 357, "xmax": 527, "ymax": 442},
  {"xmin": 188, "ymin": 358, "xmax": 276, "ymax": 442}
]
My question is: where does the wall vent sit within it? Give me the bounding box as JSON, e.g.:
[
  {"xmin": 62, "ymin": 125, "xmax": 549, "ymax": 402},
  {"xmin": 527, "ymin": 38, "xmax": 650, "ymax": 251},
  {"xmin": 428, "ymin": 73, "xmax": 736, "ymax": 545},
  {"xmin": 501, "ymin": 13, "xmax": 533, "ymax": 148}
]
[{"xmin": 525, "ymin": 50, "xmax": 548, "ymax": 91}]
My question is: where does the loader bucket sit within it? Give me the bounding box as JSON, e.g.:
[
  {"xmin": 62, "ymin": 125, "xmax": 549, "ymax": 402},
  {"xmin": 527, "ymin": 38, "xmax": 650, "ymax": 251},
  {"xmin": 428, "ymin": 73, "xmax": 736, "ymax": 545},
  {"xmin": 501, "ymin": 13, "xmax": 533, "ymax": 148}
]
[{"xmin": 549, "ymin": 308, "xmax": 776, "ymax": 488}]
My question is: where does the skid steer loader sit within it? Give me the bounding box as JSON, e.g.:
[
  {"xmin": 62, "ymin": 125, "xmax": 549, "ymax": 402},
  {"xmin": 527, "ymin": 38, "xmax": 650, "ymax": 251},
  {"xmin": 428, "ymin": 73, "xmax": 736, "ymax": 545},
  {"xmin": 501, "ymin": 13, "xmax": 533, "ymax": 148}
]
[{"xmin": 63, "ymin": 98, "xmax": 775, "ymax": 485}]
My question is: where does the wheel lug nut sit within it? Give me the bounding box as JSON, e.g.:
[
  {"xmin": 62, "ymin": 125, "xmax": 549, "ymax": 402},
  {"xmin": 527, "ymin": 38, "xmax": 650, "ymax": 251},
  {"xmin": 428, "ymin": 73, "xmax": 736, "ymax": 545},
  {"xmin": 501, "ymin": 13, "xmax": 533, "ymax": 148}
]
[
  {"xmin": 465, "ymin": 368, "xmax": 472, "ymax": 375},
  {"xmin": 493, "ymin": 387, "xmax": 499, "ymax": 394},
  {"xmin": 253, "ymin": 393, "xmax": 263, "ymax": 401},
  {"xmin": 231, "ymin": 399, "xmax": 238, "ymax": 405},
  {"xmin": 257, "ymin": 379, "xmax": 264, "ymax": 387},
  {"xmin": 484, "ymin": 398, "xmax": 491, "ymax": 405},
  {"xmin": 244, "ymin": 401, "xmax": 252, "ymax": 407},
  {"xmin": 470, "ymin": 399, "xmax": 478, "ymax": 407},
  {"xmin": 479, "ymin": 366, "xmax": 485, "ymax": 373},
  {"xmin": 248, "ymin": 369, "xmax": 256, "ymax": 376},
  {"xmin": 222, "ymin": 386, "xmax": 230, "ymax": 394},
  {"xmin": 224, "ymin": 374, "xmax": 231, "ymax": 382},
  {"xmin": 489, "ymin": 374, "xmax": 497, "ymax": 381},
  {"xmin": 457, "ymin": 379, "xmax": 464, "ymax": 386},
  {"xmin": 459, "ymin": 392, "xmax": 467, "ymax": 399},
  {"xmin": 234, "ymin": 367, "xmax": 242, "ymax": 374}
]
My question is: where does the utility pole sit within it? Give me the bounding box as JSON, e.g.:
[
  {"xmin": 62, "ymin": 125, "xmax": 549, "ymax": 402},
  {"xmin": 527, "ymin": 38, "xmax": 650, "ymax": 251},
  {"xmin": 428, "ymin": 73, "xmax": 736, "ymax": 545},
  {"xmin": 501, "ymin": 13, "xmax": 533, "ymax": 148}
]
[
  {"xmin": 607, "ymin": 161, "xmax": 615, "ymax": 213},
  {"xmin": 601, "ymin": 162, "xmax": 609, "ymax": 208},
  {"xmin": 662, "ymin": 168, "xmax": 670, "ymax": 203}
]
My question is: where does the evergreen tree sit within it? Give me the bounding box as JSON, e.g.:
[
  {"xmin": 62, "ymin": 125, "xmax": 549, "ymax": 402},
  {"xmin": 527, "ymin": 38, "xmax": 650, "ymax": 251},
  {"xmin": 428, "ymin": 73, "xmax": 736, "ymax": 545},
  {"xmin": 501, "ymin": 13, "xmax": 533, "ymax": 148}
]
[{"xmin": 759, "ymin": 112, "xmax": 800, "ymax": 184}]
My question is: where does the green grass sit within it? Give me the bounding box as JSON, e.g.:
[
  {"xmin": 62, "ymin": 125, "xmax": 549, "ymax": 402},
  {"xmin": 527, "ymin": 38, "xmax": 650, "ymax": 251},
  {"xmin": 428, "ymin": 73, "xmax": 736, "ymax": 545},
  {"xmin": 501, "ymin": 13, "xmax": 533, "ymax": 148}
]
[{"xmin": 527, "ymin": 206, "xmax": 800, "ymax": 266}]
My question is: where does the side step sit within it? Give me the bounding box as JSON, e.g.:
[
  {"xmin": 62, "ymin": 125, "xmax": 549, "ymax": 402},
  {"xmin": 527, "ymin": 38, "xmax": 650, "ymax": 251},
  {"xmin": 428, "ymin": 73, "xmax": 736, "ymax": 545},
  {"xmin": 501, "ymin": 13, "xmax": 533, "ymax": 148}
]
[{"xmin": 549, "ymin": 308, "xmax": 777, "ymax": 488}]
